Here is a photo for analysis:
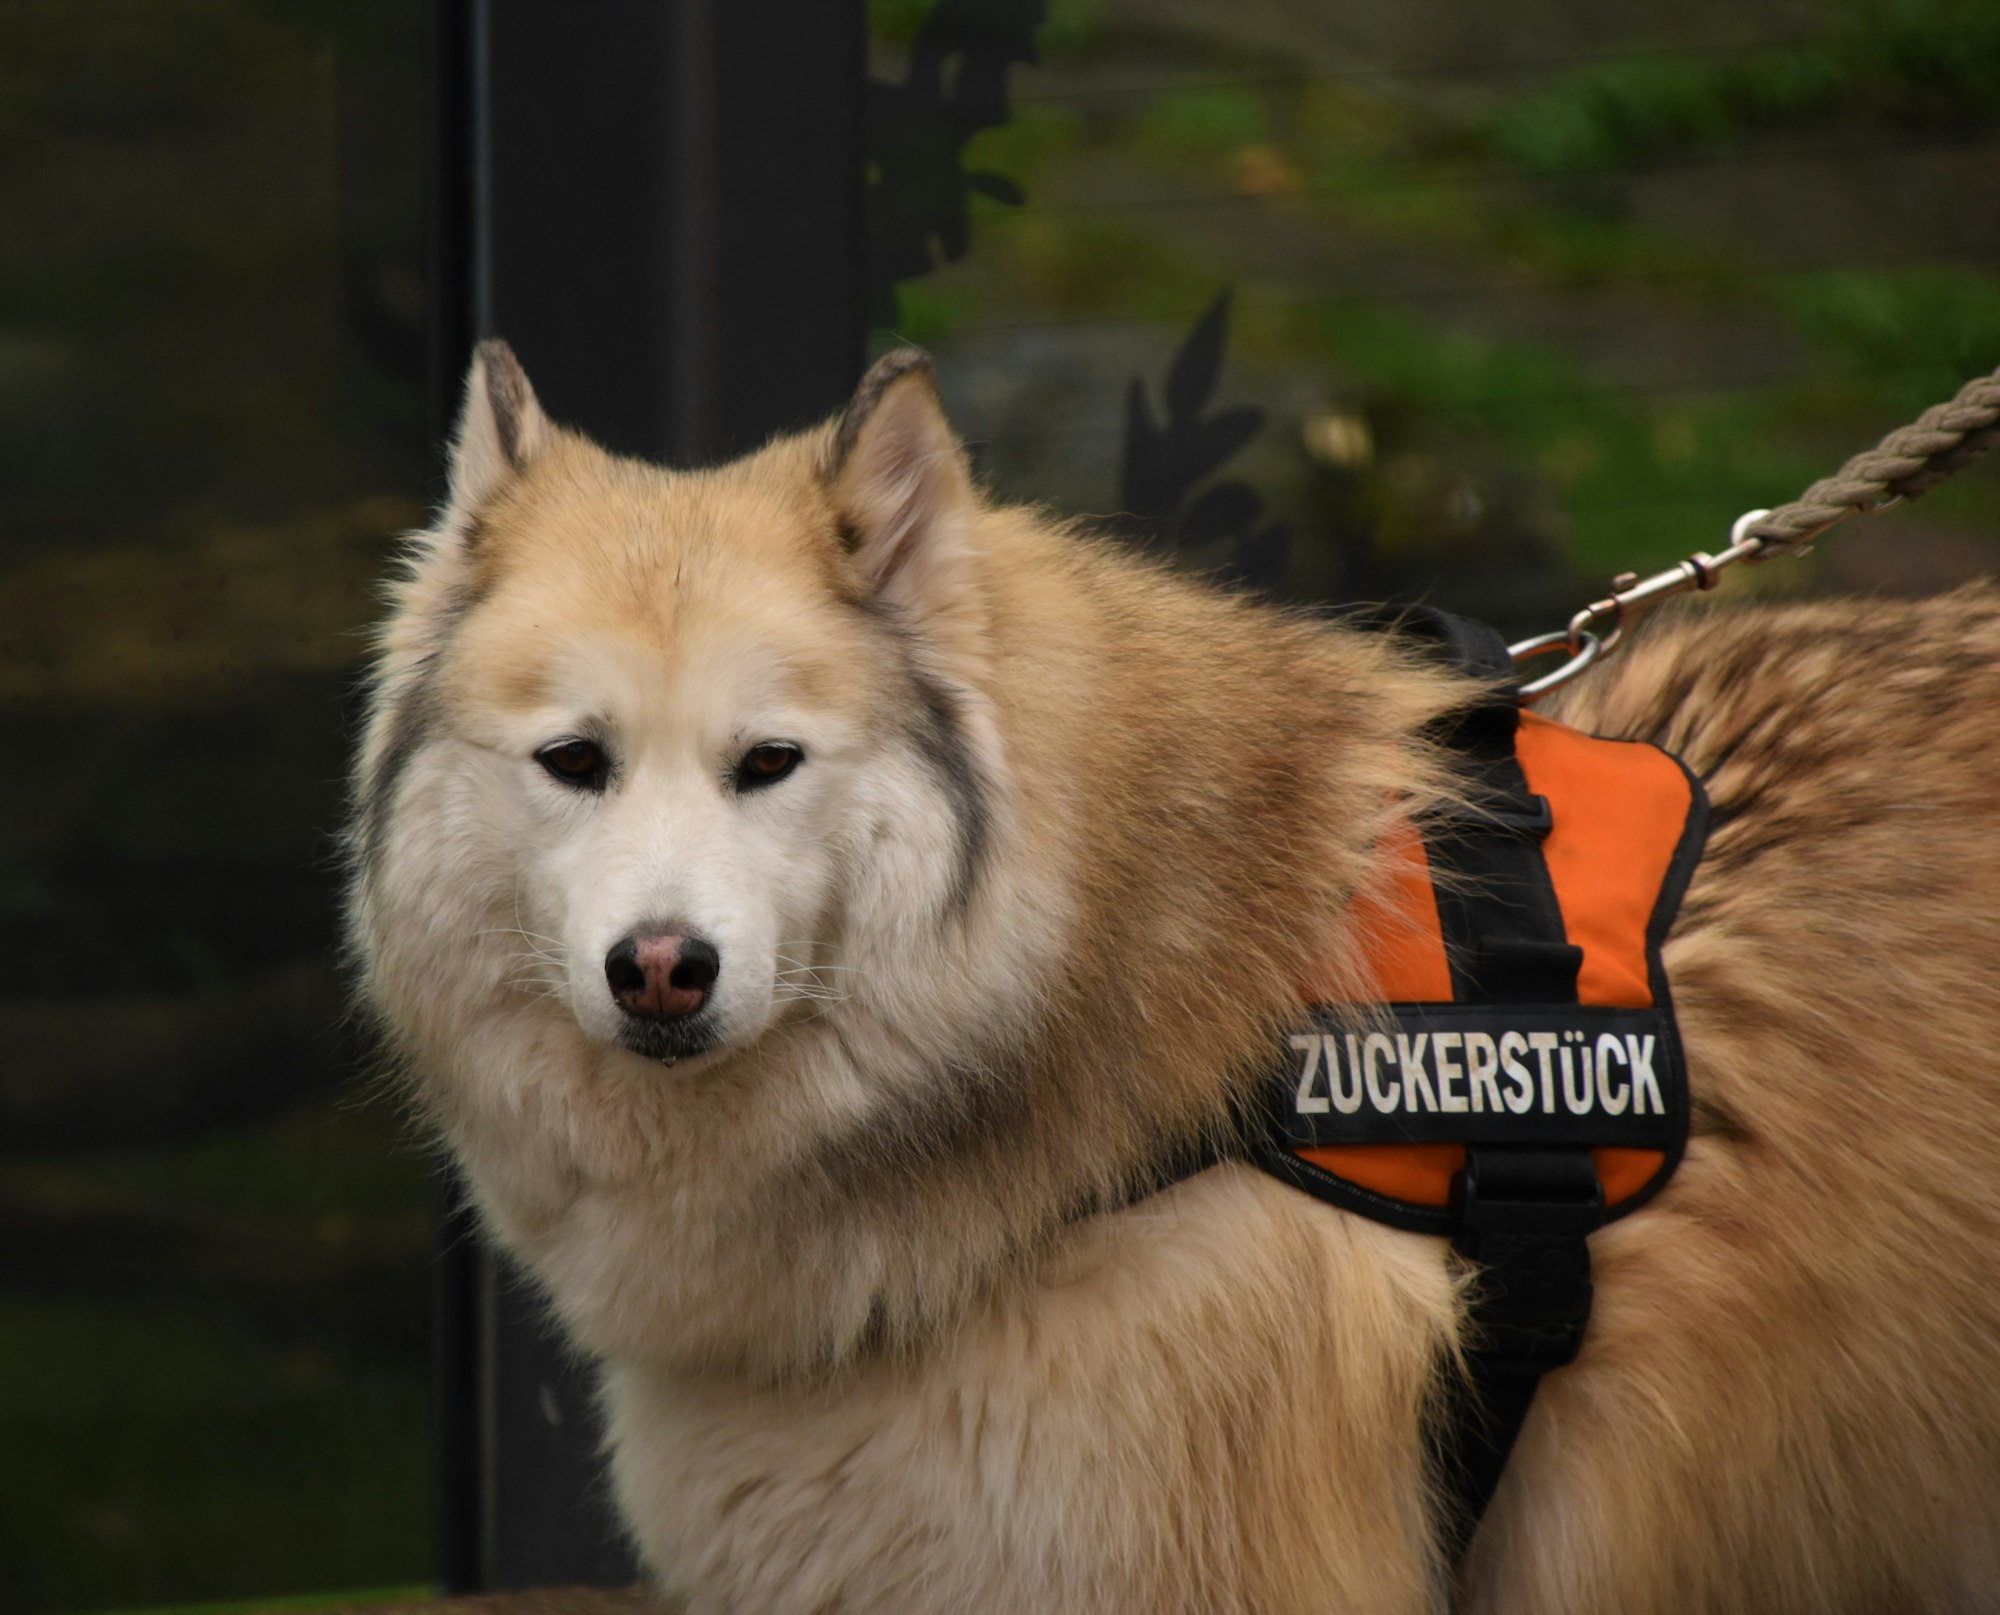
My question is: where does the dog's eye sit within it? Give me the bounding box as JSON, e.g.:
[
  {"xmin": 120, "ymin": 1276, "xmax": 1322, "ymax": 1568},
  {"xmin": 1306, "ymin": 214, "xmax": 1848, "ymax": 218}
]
[
  {"xmin": 736, "ymin": 743, "xmax": 802, "ymax": 790},
  {"xmin": 537, "ymin": 739, "xmax": 607, "ymax": 790}
]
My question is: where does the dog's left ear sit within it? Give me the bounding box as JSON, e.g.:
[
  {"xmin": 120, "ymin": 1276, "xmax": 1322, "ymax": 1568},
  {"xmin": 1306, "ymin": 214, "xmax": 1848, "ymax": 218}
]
[{"xmin": 823, "ymin": 350, "xmax": 979, "ymax": 620}]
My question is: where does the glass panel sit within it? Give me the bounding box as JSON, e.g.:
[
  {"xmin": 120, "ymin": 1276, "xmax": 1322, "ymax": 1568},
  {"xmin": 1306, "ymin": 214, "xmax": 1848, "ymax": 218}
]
[
  {"xmin": 0, "ymin": 3, "xmax": 432, "ymax": 1609},
  {"xmin": 866, "ymin": 0, "xmax": 2000, "ymax": 635}
]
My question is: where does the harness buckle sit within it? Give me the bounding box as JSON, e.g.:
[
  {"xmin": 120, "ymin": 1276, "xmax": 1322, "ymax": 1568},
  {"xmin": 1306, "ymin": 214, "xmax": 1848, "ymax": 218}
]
[{"xmin": 1450, "ymin": 1147, "xmax": 1604, "ymax": 1373}]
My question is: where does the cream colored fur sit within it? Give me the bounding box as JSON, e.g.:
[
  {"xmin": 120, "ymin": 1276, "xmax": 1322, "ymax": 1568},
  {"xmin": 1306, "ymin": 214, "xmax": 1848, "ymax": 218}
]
[{"xmin": 348, "ymin": 344, "xmax": 2000, "ymax": 1613}]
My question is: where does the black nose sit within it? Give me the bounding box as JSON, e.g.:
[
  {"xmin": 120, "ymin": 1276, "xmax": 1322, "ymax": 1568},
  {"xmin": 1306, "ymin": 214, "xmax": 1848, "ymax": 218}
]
[{"xmin": 605, "ymin": 929, "xmax": 721, "ymax": 1020}]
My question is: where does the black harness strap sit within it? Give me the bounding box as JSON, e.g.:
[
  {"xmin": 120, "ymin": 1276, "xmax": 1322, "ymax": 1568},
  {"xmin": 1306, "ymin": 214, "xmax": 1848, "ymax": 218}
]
[
  {"xmin": 1435, "ymin": 1149, "xmax": 1601, "ymax": 1566},
  {"xmin": 1140, "ymin": 607, "xmax": 1666, "ymax": 1586},
  {"xmin": 1391, "ymin": 610, "xmax": 1604, "ymax": 1573}
]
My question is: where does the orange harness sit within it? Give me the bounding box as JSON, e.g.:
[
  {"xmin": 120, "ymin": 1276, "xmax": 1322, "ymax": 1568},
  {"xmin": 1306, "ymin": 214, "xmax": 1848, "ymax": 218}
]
[
  {"xmin": 1240, "ymin": 608, "xmax": 1709, "ymax": 1569},
  {"xmin": 1267, "ymin": 708, "xmax": 1702, "ymax": 1230}
]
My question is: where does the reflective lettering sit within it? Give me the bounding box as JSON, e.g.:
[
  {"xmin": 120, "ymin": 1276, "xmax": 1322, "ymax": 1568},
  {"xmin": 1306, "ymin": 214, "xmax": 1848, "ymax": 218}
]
[
  {"xmin": 1528, "ymin": 1032, "xmax": 1560, "ymax": 1113},
  {"xmin": 1303, "ymin": 1021, "xmax": 1670, "ymax": 1123},
  {"xmin": 1596, "ymin": 1033, "xmax": 1629, "ymax": 1114},
  {"xmin": 1562, "ymin": 1037, "xmax": 1594, "ymax": 1114},
  {"xmin": 1465, "ymin": 1032, "xmax": 1502, "ymax": 1114},
  {"xmin": 1433, "ymin": 1032, "xmax": 1467, "ymax": 1113},
  {"xmin": 1328, "ymin": 1034, "xmax": 1364, "ymax": 1115},
  {"xmin": 1291, "ymin": 1034, "xmax": 1327, "ymax": 1114},
  {"xmin": 1499, "ymin": 1032, "xmax": 1534, "ymax": 1114},
  {"xmin": 1364, "ymin": 1032, "xmax": 1399, "ymax": 1112},
  {"xmin": 1627, "ymin": 1034, "xmax": 1663, "ymax": 1115},
  {"xmin": 1397, "ymin": 1034, "xmax": 1436, "ymax": 1112}
]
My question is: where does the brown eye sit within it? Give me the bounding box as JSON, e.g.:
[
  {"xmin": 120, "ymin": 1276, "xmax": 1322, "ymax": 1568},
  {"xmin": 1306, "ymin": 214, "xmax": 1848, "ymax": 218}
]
[
  {"xmin": 736, "ymin": 743, "xmax": 802, "ymax": 790},
  {"xmin": 537, "ymin": 739, "xmax": 607, "ymax": 790}
]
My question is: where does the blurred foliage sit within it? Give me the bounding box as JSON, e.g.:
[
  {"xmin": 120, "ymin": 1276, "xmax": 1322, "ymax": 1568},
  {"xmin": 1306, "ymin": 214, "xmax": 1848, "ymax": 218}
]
[
  {"xmin": 1487, "ymin": 0, "xmax": 2000, "ymax": 179},
  {"xmin": 961, "ymin": 100, "xmax": 1089, "ymax": 184},
  {"xmin": 883, "ymin": 277, "xmax": 987, "ymax": 346},
  {"xmin": 969, "ymin": 209, "xmax": 1220, "ymax": 319},
  {"xmin": 1291, "ymin": 297, "xmax": 1827, "ymax": 572},
  {"xmin": 874, "ymin": 0, "xmax": 2000, "ymax": 619},
  {"xmin": 865, "ymin": 0, "xmax": 1048, "ymax": 323},
  {"xmin": 1778, "ymin": 265, "xmax": 2000, "ymax": 409},
  {"xmin": 1287, "ymin": 85, "xmax": 1736, "ymax": 293},
  {"xmin": 1132, "ymin": 86, "xmax": 1273, "ymax": 160}
]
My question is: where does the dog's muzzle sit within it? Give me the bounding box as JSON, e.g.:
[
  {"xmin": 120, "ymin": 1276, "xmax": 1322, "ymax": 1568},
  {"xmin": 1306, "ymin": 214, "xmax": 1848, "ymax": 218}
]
[{"xmin": 605, "ymin": 927, "xmax": 723, "ymax": 1064}]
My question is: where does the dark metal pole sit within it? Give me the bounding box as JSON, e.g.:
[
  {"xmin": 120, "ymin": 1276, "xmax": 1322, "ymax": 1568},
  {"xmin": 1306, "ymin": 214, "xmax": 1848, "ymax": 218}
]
[
  {"xmin": 429, "ymin": 0, "xmax": 867, "ymax": 1587},
  {"xmin": 424, "ymin": 0, "xmax": 482, "ymax": 1596}
]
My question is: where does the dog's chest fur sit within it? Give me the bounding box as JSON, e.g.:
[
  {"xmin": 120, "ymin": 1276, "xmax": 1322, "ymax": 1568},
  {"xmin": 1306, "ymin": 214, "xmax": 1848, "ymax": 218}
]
[{"xmin": 600, "ymin": 1169, "xmax": 1456, "ymax": 1615}]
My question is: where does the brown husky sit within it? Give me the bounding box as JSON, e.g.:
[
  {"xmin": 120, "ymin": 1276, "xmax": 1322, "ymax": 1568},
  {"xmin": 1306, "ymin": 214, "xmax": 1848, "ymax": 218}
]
[{"xmin": 347, "ymin": 340, "xmax": 2000, "ymax": 1613}]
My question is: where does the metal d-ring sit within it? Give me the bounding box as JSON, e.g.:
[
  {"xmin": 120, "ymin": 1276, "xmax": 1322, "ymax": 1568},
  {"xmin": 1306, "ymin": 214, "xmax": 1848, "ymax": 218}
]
[{"xmin": 1512, "ymin": 627, "xmax": 1603, "ymax": 701}]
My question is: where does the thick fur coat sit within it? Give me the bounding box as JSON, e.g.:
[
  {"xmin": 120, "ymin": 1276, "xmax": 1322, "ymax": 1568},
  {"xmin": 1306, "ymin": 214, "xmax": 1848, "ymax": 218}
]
[{"xmin": 347, "ymin": 343, "xmax": 2000, "ymax": 1613}]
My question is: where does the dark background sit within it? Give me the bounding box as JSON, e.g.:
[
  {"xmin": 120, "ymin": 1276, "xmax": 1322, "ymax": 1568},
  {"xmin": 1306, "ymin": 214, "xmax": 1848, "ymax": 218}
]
[{"xmin": 3, "ymin": 0, "xmax": 1997, "ymax": 1609}]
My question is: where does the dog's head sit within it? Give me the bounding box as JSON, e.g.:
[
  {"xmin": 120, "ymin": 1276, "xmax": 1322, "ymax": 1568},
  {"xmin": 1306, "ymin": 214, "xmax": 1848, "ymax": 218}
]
[{"xmin": 349, "ymin": 343, "xmax": 1004, "ymax": 1078}]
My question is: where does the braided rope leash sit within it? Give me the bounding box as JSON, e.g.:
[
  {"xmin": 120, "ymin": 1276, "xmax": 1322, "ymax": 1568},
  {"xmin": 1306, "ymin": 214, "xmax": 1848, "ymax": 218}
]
[{"xmin": 1513, "ymin": 364, "xmax": 2000, "ymax": 700}]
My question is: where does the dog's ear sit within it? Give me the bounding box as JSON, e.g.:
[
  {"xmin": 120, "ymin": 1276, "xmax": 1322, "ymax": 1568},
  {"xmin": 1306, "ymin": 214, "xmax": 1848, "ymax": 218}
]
[
  {"xmin": 823, "ymin": 350, "xmax": 978, "ymax": 617},
  {"xmin": 445, "ymin": 338, "xmax": 550, "ymax": 524}
]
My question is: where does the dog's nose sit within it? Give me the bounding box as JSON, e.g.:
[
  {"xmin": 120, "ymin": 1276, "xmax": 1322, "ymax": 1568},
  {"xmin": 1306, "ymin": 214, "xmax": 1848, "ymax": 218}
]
[{"xmin": 605, "ymin": 930, "xmax": 721, "ymax": 1021}]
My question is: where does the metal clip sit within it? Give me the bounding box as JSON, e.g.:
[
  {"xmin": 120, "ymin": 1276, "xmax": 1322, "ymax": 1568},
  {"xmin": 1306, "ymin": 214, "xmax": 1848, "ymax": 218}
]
[
  {"xmin": 1510, "ymin": 508, "xmax": 1775, "ymax": 701},
  {"xmin": 1512, "ymin": 628, "xmax": 1603, "ymax": 700}
]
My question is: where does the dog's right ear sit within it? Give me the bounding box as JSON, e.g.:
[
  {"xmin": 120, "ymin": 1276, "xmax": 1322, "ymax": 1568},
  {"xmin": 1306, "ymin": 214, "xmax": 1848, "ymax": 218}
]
[{"xmin": 444, "ymin": 338, "xmax": 550, "ymax": 525}]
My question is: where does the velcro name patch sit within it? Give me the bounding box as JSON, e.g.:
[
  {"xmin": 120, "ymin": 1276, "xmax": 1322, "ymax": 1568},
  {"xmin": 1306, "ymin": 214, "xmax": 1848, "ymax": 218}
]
[{"xmin": 1270, "ymin": 1003, "xmax": 1683, "ymax": 1151}]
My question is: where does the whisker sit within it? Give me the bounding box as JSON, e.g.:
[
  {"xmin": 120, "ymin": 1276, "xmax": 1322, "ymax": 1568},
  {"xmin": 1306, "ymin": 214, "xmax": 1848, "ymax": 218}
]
[
  {"xmin": 478, "ymin": 912, "xmax": 571, "ymax": 973},
  {"xmin": 774, "ymin": 1002, "xmax": 841, "ymax": 1024},
  {"xmin": 476, "ymin": 926, "xmax": 568, "ymax": 949},
  {"xmin": 497, "ymin": 886, "xmax": 574, "ymax": 963}
]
